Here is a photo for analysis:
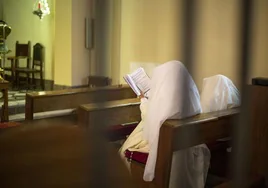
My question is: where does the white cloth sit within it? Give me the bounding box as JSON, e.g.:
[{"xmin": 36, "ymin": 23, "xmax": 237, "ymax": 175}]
[
  {"xmin": 201, "ymin": 74, "xmax": 240, "ymax": 113},
  {"xmin": 200, "ymin": 74, "xmax": 240, "ymax": 146},
  {"xmin": 143, "ymin": 61, "xmax": 203, "ymax": 182},
  {"xmin": 119, "ymin": 60, "xmax": 210, "ymax": 188}
]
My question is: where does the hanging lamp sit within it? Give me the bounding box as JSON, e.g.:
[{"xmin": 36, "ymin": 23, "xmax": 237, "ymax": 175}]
[{"xmin": 33, "ymin": 0, "xmax": 50, "ymax": 20}]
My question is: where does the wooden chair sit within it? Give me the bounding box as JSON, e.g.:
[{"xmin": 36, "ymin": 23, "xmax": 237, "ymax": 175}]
[
  {"xmin": 88, "ymin": 76, "xmax": 112, "ymax": 87},
  {"xmin": 16, "ymin": 43, "xmax": 44, "ymax": 90},
  {"xmin": 4, "ymin": 41, "xmax": 31, "ymax": 87}
]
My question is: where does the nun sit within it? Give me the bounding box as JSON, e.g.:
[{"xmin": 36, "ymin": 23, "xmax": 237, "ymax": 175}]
[
  {"xmin": 200, "ymin": 74, "xmax": 240, "ymax": 113},
  {"xmin": 119, "ymin": 60, "xmax": 210, "ymax": 188}
]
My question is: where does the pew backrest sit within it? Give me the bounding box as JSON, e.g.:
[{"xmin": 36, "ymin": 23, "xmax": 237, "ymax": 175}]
[
  {"xmin": 78, "ymin": 98, "xmax": 141, "ymax": 127},
  {"xmin": 155, "ymin": 108, "xmax": 239, "ymax": 187},
  {"xmin": 25, "ymin": 85, "xmax": 136, "ymax": 120},
  {"xmin": 165, "ymin": 108, "xmax": 239, "ymax": 151}
]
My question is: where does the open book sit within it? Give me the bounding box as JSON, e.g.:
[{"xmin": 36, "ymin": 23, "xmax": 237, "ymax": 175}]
[{"xmin": 123, "ymin": 67, "xmax": 151, "ymax": 96}]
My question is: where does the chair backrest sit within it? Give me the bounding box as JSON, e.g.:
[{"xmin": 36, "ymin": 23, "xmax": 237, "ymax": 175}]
[
  {"xmin": 32, "ymin": 43, "xmax": 43, "ymax": 70},
  {"xmin": 88, "ymin": 76, "xmax": 112, "ymax": 87},
  {"xmin": 15, "ymin": 41, "xmax": 31, "ymax": 57}
]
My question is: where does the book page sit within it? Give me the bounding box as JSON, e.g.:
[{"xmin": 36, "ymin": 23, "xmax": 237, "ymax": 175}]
[
  {"xmin": 123, "ymin": 75, "xmax": 141, "ymax": 96},
  {"xmin": 129, "ymin": 68, "xmax": 151, "ymax": 94}
]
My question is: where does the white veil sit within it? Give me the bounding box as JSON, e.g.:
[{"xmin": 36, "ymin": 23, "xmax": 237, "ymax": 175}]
[
  {"xmin": 201, "ymin": 74, "xmax": 240, "ymax": 113},
  {"xmin": 143, "ymin": 60, "xmax": 202, "ymax": 181}
]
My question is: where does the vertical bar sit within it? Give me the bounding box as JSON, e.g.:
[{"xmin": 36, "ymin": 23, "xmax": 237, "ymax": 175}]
[
  {"xmin": 231, "ymin": 0, "xmax": 253, "ymax": 187},
  {"xmin": 179, "ymin": 0, "xmax": 198, "ymax": 150},
  {"xmin": 89, "ymin": 0, "xmax": 109, "ymax": 187},
  {"xmin": 182, "ymin": 0, "xmax": 196, "ymax": 72}
]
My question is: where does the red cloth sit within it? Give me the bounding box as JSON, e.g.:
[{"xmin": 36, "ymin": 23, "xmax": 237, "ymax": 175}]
[{"xmin": 125, "ymin": 149, "xmax": 149, "ymax": 164}]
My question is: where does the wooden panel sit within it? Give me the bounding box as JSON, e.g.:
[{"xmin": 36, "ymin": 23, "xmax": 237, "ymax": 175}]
[
  {"xmin": 32, "ymin": 86, "xmax": 134, "ymax": 112},
  {"xmin": 249, "ymin": 85, "xmax": 268, "ymax": 183},
  {"xmin": 25, "ymin": 85, "xmax": 136, "ymax": 120},
  {"xmin": 171, "ymin": 114, "xmax": 238, "ymax": 151},
  {"xmin": 77, "ymin": 107, "xmax": 90, "ymax": 129},
  {"xmin": 80, "ymin": 98, "xmax": 140, "ymax": 111},
  {"xmin": 27, "ymin": 84, "xmax": 130, "ymax": 98},
  {"xmin": 166, "ymin": 108, "xmax": 239, "ymax": 128},
  {"xmin": 78, "ymin": 98, "xmax": 141, "ymax": 128},
  {"xmin": 89, "ymin": 105, "xmax": 141, "ymax": 127},
  {"xmin": 25, "ymin": 94, "xmax": 34, "ymax": 120},
  {"xmin": 154, "ymin": 125, "xmax": 174, "ymax": 188}
]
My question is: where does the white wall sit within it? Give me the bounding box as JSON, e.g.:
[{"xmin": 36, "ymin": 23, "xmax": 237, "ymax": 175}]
[
  {"xmin": 194, "ymin": 0, "xmax": 240, "ymax": 88},
  {"xmin": 119, "ymin": 0, "xmax": 182, "ymax": 83},
  {"xmin": 54, "ymin": 0, "xmax": 72, "ymax": 86},
  {"xmin": 50, "ymin": 0, "xmax": 93, "ymax": 86},
  {"xmin": 71, "ymin": 0, "xmax": 91, "ymax": 86}
]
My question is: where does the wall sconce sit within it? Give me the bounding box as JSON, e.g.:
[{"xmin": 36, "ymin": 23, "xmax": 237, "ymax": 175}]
[{"xmin": 33, "ymin": 0, "xmax": 50, "ymax": 20}]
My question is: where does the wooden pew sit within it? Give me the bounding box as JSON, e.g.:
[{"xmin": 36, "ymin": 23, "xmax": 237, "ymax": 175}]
[
  {"xmin": 77, "ymin": 99, "xmax": 239, "ymax": 188},
  {"xmin": 77, "ymin": 85, "xmax": 268, "ymax": 188},
  {"xmin": 25, "ymin": 84, "xmax": 136, "ymax": 120}
]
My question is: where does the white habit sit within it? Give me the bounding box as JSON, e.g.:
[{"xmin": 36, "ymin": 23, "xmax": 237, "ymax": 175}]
[{"xmin": 119, "ymin": 60, "xmax": 210, "ymax": 188}]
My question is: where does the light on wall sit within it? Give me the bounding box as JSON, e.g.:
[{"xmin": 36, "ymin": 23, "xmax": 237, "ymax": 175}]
[{"xmin": 33, "ymin": 0, "xmax": 50, "ymax": 20}]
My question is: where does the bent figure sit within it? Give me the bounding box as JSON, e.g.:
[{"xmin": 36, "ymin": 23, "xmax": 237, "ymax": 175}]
[
  {"xmin": 200, "ymin": 74, "xmax": 240, "ymax": 113},
  {"xmin": 119, "ymin": 60, "xmax": 210, "ymax": 188}
]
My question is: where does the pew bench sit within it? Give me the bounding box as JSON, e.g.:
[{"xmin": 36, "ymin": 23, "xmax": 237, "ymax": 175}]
[
  {"xmin": 25, "ymin": 84, "xmax": 135, "ymax": 121},
  {"xmin": 77, "ymin": 99, "xmax": 240, "ymax": 188}
]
